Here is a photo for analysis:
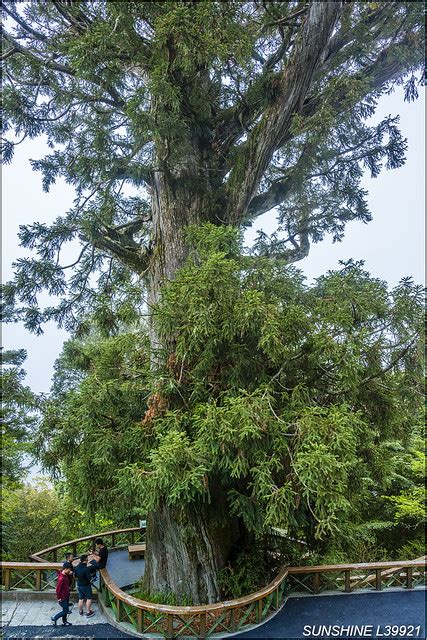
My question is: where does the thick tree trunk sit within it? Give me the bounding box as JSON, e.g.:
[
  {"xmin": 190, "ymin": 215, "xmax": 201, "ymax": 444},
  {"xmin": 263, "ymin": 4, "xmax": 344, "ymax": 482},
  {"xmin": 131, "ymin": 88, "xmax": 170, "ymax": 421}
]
[
  {"xmin": 143, "ymin": 496, "xmax": 241, "ymax": 604},
  {"xmin": 142, "ymin": 144, "xmax": 240, "ymax": 603}
]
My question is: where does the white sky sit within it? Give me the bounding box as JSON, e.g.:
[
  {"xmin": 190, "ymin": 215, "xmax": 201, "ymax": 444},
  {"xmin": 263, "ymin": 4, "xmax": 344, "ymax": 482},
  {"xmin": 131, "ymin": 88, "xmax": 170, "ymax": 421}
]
[{"xmin": 2, "ymin": 87, "xmax": 425, "ymax": 395}]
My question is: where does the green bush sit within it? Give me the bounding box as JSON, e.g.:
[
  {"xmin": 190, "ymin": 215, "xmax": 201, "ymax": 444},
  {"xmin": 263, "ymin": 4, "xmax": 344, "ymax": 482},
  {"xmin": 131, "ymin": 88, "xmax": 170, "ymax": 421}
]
[
  {"xmin": 131, "ymin": 587, "xmax": 193, "ymax": 606},
  {"xmin": 218, "ymin": 548, "xmax": 277, "ymax": 599}
]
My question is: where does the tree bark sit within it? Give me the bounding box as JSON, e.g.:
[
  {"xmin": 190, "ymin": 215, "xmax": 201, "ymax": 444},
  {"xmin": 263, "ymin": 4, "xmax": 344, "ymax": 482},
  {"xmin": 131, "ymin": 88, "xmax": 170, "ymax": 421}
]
[
  {"xmin": 143, "ymin": 495, "xmax": 241, "ymax": 604},
  {"xmin": 142, "ymin": 140, "xmax": 240, "ymax": 603}
]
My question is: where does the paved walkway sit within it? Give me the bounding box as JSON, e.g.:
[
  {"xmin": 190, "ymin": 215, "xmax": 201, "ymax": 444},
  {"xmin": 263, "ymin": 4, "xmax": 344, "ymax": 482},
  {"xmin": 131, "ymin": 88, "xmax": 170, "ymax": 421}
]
[
  {"xmin": 1, "ymin": 598, "xmax": 106, "ymax": 628},
  {"xmin": 1, "ymin": 549, "xmax": 144, "ymax": 634},
  {"xmin": 105, "ymin": 549, "xmax": 145, "ymax": 589},
  {"xmin": 234, "ymin": 589, "xmax": 426, "ymax": 638},
  {"xmin": 1, "ymin": 623, "xmax": 135, "ymax": 638},
  {"xmin": 1, "ymin": 597, "xmax": 136, "ymax": 638}
]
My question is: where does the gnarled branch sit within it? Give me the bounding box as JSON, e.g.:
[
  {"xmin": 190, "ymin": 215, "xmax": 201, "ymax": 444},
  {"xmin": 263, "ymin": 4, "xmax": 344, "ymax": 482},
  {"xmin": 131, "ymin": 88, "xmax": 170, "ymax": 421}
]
[{"xmin": 225, "ymin": 2, "xmax": 342, "ymax": 224}]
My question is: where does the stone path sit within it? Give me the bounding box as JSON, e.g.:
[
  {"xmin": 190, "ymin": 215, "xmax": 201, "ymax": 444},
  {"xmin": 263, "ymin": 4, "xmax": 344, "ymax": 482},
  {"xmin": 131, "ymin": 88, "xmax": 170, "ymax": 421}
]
[
  {"xmin": 1, "ymin": 599, "xmax": 135, "ymax": 639},
  {"xmin": 1, "ymin": 598, "xmax": 106, "ymax": 628}
]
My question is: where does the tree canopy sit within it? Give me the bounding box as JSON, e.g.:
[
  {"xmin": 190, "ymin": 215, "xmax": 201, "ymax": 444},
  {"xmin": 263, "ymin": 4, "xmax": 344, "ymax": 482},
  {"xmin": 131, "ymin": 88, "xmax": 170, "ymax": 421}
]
[
  {"xmin": 37, "ymin": 226, "xmax": 424, "ymax": 558},
  {"xmin": 2, "ymin": 1, "xmax": 424, "ymax": 334}
]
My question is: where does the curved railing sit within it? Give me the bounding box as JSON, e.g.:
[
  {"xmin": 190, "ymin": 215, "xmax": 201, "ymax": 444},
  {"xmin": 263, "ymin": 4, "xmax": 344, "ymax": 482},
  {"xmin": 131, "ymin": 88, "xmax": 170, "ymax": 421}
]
[
  {"xmin": 97, "ymin": 559, "xmax": 426, "ymax": 638},
  {"xmin": 2, "ymin": 527, "xmax": 425, "ymax": 639},
  {"xmin": 99, "ymin": 565, "xmax": 289, "ymax": 637},
  {"xmin": 29, "ymin": 526, "xmax": 145, "ymax": 562}
]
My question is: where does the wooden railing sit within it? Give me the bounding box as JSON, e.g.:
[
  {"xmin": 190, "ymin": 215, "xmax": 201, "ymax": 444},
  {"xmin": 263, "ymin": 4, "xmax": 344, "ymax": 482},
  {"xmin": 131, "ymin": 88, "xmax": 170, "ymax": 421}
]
[
  {"xmin": 96, "ymin": 559, "xmax": 425, "ymax": 638},
  {"xmin": 99, "ymin": 566, "xmax": 289, "ymax": 637},
  {"xmin": 287, "ymin": 559, "xmax": 426, "ymax": 595},
  {"xmin": 1, "ymin": 561, "xmax": 62, "ymax": 592},
  {"xmin": 29, "ymin": 526, "xmax": 145, "ymax": 562},
  {"xmin": 1, "ymin": 527, "xmax": 425, "ymax": 639}
]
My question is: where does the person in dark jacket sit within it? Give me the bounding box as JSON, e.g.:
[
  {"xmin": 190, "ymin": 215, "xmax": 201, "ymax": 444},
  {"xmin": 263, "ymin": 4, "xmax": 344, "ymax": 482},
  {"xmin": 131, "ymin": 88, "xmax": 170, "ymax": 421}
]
[
  {"xmin": 89, "ymin": 538, "xmax": 109, "ymax": 588},
  {"xmin": 74, "ymin": 555, "xmax": 95, "ymax": 618},
  {"xmin": 91, "ymin": 538, "xmax": 109, "ymax": 569},
  {"xmin": 50, "ymin": 562, "xmax": 73, "ymax": 627}
]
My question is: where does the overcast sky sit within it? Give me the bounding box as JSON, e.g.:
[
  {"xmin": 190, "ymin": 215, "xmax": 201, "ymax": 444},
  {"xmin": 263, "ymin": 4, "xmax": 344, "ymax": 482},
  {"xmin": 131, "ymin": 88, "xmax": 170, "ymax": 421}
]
[{"xmin": 2, "ymin": 87, "xmax": 425, "ymax": 395}]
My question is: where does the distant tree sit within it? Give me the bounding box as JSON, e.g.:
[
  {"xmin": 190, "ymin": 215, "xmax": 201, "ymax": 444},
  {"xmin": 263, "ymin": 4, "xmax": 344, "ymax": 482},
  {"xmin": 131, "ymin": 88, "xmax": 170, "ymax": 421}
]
[
  {"xmin": 2, "ymin": 1, "xmax": 424, "ymax": 602},
  {"xmin": 1, "ymin": 349, "xmax": 38, "ymax": 485},
  {"xmin": 1, "ymin": 479, "xmax": 117, "ymax": 560},
  {"xmin": 387, "ymin": 447, "xmax": 425, "ymax": 526},
  {"xmin": 1, "ymin": 480, "xmax": 62, "ymax": 560}
]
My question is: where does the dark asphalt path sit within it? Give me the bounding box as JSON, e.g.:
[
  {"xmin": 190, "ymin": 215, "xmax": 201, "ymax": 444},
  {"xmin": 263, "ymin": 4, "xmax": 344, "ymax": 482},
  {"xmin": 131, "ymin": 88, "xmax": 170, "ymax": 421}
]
[
  {"xmin": 1, "ymin": 623, "xmax": 135, "ymax": 639},
  {"xmin": 233, "ymin": 589, "xmax": 426, "ymax": 639},
  {"xmin": 105, "ymin": 549, "xmax": 145, "ymax": 589}
]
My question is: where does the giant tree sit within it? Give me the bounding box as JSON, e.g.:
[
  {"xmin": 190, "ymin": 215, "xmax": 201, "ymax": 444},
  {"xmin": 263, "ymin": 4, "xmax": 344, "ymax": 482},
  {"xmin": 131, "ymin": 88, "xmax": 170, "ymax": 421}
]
[{"xmin": 2, "ymin": 1, "xmax": 424, "ymax": 602}]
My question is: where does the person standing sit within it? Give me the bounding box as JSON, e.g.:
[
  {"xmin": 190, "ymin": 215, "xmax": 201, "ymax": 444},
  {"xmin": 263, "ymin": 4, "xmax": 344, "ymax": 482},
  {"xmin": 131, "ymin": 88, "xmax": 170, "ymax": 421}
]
[
  {"xmin": 74, "ymin": 555, "xmax": 95, "ymax": 618},
  {"xmin": 63, "ymin": 557, "xmax": 74, "ymax": 614},
  {"xmin": 50, "ymin": 562, "xmax": 73, "ymax": 627}
]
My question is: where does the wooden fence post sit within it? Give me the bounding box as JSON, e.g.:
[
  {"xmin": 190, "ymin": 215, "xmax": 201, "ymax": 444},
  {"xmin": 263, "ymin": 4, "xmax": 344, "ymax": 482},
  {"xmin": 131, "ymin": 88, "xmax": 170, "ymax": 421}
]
[
  {"xmin": 313, "ymin": 573, "xmax": 320, "ymax": 594},
  {"xmin": 256, "ymin": 598, "xmax": 263, "ymax": 623},
  {"xmin": 166, "ymin": 614, "xmax": 174, "ymax": 639},
  {"xmin": 345, "ymin": 571, "xmax": 351, "ymax": 593},
  {"xmin": 116, "ymin": 598, "xmax": 121, "ymax": 622},
  {"xmin": 137, "ymin": 608, "xmax": 143, "ymax": 633},
  {"xmin": 406, "ymin": 567, "xmax": 413, "ymax": 590},
  {"xmin": 35, "ymin": 570, "xmax": 42, "ymax": 591},
  {"xmin": 4, "ymin": 569, "xmax": 10, "ymax": 591},
  {"xmin": 375, "ymin": 569, "xmax": 382, "ymax": 591},
  {"xmin": 199, "ymin": 612, "xmax": 207, "ymax": 638},
  {"xmin": 230, "ymin": 609, "xmax": 237, "ymax": 632}
]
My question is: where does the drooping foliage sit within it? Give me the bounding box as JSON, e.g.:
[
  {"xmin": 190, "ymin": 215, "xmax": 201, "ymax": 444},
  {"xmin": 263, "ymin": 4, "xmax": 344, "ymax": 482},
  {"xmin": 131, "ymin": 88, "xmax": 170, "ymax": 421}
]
[
  {"xmin": 1, "ymin": 1, "xmax": 424, "ymax": 333},
  {"xmin": 37, "ymin": 226, "xmax": 424, "ymax": 560}
]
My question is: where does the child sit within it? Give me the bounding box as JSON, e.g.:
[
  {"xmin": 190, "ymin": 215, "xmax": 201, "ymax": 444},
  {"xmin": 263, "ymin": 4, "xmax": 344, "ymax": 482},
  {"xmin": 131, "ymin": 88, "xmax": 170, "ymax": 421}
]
[{"xmin": 50, "ymin": 561, "xmax": 73, "ymax": 627}]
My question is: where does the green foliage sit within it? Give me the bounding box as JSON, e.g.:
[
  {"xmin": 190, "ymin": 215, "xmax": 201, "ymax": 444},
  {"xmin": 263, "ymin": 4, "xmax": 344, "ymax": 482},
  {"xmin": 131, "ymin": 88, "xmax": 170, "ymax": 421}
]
[
  {"xmin": 39, "ymin": 226, "xmax": 424, "ymax": 559},
  {"xmin": 1, "ymin": 479, "xmax": 117, "ymax": 561},
  {"xmin": 35, "ymin": 327, "xmax": 151, "ymax": 518},
  {"xmin": 218, "ymin": 547, "xmax": 275, "ymax": 599},
  {"xmin": 1, "ymin": 2, "xmax": 424, "ymax": 333},
  {"xmin": 131, "ymin": 587, "xmax": 193, "ymax": 607},
  {"xmin": 384, "ymin": 442, "xmax": 426, "ymax": 526},
  {"xmin": 1, "ymin": 481, "xmax": 61, "ymax": 560},
  {"xmin": 1, "ymin": 349, "xmax": 38, "ymax": 484}
]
